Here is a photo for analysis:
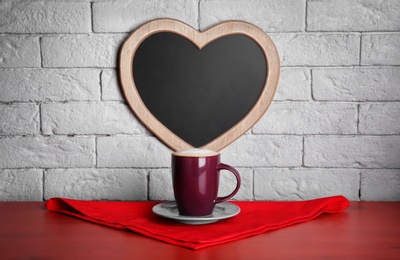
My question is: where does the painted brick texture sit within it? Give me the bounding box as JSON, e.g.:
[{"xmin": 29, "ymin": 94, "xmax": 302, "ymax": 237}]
[
  {"xmin": 0, "ymin": 69, "xmax": 101, "ymax": 102},
  {"xmin": 93, "ymin": 0, "xmax": 198, "ymax": 32},
  {"xmin": 0, "ymin": 2, "xmax": 91, "ymax": 33},
  {"xmin": 0, "ymin": 36, "xmax": 40, "ymax": 67},
  {"xmin": 0, "ymin": 0, "xmax": 399, "ymax": 201}
]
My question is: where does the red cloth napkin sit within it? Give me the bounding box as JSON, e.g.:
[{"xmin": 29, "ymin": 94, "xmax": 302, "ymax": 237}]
[{"xmin": 46, "ymin": 195, "xmax": 349, "ymax": 250}]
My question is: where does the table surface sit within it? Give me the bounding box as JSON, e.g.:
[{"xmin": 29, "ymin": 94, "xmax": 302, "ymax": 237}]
[{"xmin": 1, "ymin": 201, "xmax": 399, "ymax": 259}]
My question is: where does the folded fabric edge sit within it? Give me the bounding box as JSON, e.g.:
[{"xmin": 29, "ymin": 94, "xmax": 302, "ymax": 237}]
[
  {"xmin": 100, "ymin": 196, "xmax": 351, "ymax": 250},
  {"xmin": 46, "ymin": 198, "xmax": 127, "ymax": 230},
  {"xmin": 189, "ymin": 196, "xmax": 351, "ymax": 249},
  {"xmin": 44, "ymin": 196, "xmax": 351, "ymax": 250}
]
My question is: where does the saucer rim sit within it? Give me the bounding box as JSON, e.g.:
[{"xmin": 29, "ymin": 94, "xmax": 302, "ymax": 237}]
[{"xmin": 152, "ymin": 201, "xmax": 240, "ymax": 224}]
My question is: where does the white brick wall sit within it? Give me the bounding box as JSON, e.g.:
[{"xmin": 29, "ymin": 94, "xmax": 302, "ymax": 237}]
[
  {"xmin": 44, "ymin": 168, "xmax": 148, "ymax": 200},
  {"xmin": 93, "ymin": 0, "xmax": 198, "ymax": 32},
  {"xmin": 254, "ymin": 168, "xmax": 360, "ymax": 201},
  {"xmin": 270, "ymin": 33, "xmax": 360, "ymax": 66},
  {"xmin": 0, "ymin": 136, "xmax": 95, "ymax": 168},
  {"xmin": 0, "ymin": 69, "xmax": 101, "ymax": 102},
  {"xmin": 0, "ymin": 2, "xmax": 91, "ymax": 33},
  {"xmin": 361, "ymin": 34, "xmax": 400, "ymax": 65},
  {"xmin": 41, "ymin": 102, "xmax": 147, "ymax": 135},
  {"xmin": 199, "ymin": 0, "xmax": 306, "ymax": 32},
  {"xmin": 41, "ymin": 35, "xmax": 125, "ymax": 68},
  {"xmin": 313, "ymin": 68, "xmax": 400, "ymax": 101},
  {"xmin": 0, "ymin": 36, "xmax": 40, "ymax": 67},
  {"xmin": 307, "ymin": 0, "xmax": 400, "ymax": 32},
  {"xmin": 0, "ymin": 0, "xmax": 399, "ymax": 201}
]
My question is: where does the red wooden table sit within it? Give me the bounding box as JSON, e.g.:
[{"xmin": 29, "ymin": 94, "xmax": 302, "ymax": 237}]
[{"xmin": 1, "ymin": 202, "xmax": 399, "ymax": 259}]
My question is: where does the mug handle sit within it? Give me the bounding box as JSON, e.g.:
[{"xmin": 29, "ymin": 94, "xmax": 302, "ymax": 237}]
[{"xmin": 215, "ymin": 163, "xmax": 241, "ymax": 203}]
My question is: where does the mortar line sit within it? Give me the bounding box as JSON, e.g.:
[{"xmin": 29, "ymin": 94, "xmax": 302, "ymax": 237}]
[
  {"xmin": 356, "ymin": 103, "xmax": 361, "ymax": 135},
  {"xmin": 90, "ymin": 1, "xmax": 94, "ymax": 33},
  {"xmin": 39, "ymin": 37, "xmax": 44, "ymax": 68},
  {"xmin": 1, "ymin": 31, "xmax": 399, "ymax": 37},
  {"xmin": 4, "ymin": 100, "xmax": 400, "ymax": 105},
  {"xmin": 147, "ymin": 170, "xmax": 151, "ymax": 200},
  {"xmin": 8, "ymin": 64, "xmax": 397, "ymax": 70},
  {"xmin": 42, "ymin": 169, "xmax": 46, "ymax": 201},
  {"xmin": 304, "ymin": 0, "xmax": 308, "ymax": 32},
  {"xmin": 251, "ymin": 168, "xmax": 255, "ymax": 200},
  {"xmin": 301, "ymin": 136, "xmax": 306, "ymax": 167},
  {"xmin": 94, "ymin": 136, "xmax": 98, "ymax": 168},
  {"xmin": 359, "ymin": 33, "xmax": 363, "ymax": 66},
  {"xmin": 1, "ymin": 166, "xmax": 400, "ymax": 171},
  {"xmin": 2, "ymin": 133, "xmax": 400, "ymax": 139},
  {"xmin": 99, "ymin": 70, "xmax": 103, "ymax": 101},
  {"xmin": 358, "ymin": 171, "xmax": 362, "ymax": 201},
  {"xmin": 38, "ymin": 102, "xmax": 43, "ymax": 135},
  {"xmin": 197, "ymin": 0, "xmax": 201, "ymax": 30},
  {"xmin": 310, "ymin": 69, "xmax": 315, "ymax": 101}
]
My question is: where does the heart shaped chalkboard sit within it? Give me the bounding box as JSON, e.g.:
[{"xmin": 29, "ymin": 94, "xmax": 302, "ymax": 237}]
[{"xmin": 119, "ymin": 19, "xmax": 280, "ymax": 151}]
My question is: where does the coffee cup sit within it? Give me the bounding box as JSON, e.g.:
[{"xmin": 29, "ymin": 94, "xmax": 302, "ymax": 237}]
[{"xmin": 171, "ymin": 148, "xmax": 241, "ymax": 216}]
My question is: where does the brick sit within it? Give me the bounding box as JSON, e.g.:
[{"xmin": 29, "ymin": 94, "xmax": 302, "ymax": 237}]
[
  {"xmin": 274, "ymin": 68, "xmax": 311, "ymax": 101},
  {"xmin": 0, "ymin": 169, "xmax": 43, "ymax": 201},
  {"xmin": 0, "ymin": 69, "xmax": 100, "ymax": 102},
  {"xmin": 221, "ymin": 135, "xmax": 302, "ymax": 167},
  {"xmin": 254, "ymin": 168, "xmax": 360, "ymax": 201},
  {"xmin": 270, "ymin": 33, "xmax": 359, "ymax": 66},
  {"xmin": 149, "ymin": 168, "xmax": 253, "ymax": 200},
  {"xmin": 101, "ymin": 70, "xmax": 124, "ymax": 101},
  {"xmin": 93, "ymin": 0, "xmax": 198, "ymax": 32},
  {"xmin": 361, "ymin": 170, "xmax": 400, "ymax": 201},
  {"xmin": 361, "ymin": 34, "xmax": 400, "ymax": 65},
  {"xmin": 313, "ymin": 68, "xmax": 400, "ymax": 101},
  {"xmin": 200, "ymin": 0, "xmax": 305, "ymax": 32},
  {"xmin": 41, "ymin": 102, "xmax": 148, "ymax": 135},
  {"xmin": 0, "ymin": 103, "xmax": 39, "ymax": 135},
  {"xmin": 41, "ymin": 35, "xmax": 125, "ymax": 68},
  {"xmin": 307, "ymin": 0, "xmax": 400, "ymax": 31},
  {"xmin": 0, "ymin": 136, "xmax": 95, "ymax": 168},
  {"xmin": 359, "ymin": 103, "xmax": 400, "ymax": 134},
  {"xmin": 97, "ymin": 136, "xmax": 171, "ymax": 167},
  {"xmin": 149, "ymin": 169, "xmax": 174, "ymax": 200},
  {"xmin": 0, "ymin": 1, "xmax": 90, "ymax": 33},
  {"xmin": 44, "ymin": 168, "xmax": 147, "ymax": 201},
  {"xmin": 0, "ymin": 36, "xmax": 40, "ymax": 67},
  {"xmin": 304, "ymin": 136, "xmax": 400, "ymax": 168},
  {"xmin": 218, "ymin": 168, "xmax": 253, "ymax": 200},
  {"xmin": 253, "ymin": 102, "xmax": 357, "ymax": 134}
]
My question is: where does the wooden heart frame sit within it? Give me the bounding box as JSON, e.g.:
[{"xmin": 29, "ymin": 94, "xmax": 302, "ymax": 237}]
[{"xmin": 119, "ymin": 18, "xmax": 280, "ymax": 152}]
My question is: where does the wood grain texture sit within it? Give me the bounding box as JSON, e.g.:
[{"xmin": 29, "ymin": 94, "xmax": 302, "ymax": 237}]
[
  {"xmin": 1, "ymin": 202, "xmax": 399, "ymax": 259},
  {"xmin": 119, "ymin": 18, "xmax": 280, "ymax": 151}
]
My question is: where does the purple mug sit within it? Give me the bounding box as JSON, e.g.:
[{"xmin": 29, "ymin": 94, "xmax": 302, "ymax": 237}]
[{"xmin": 171, "ymin": 149, "xmax": 241, "ymax": 216}]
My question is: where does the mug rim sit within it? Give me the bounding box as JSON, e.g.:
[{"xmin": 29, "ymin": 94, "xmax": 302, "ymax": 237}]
[{"xmin": 172, "ymin": 148, "xmax": 219, "ymax": 157}]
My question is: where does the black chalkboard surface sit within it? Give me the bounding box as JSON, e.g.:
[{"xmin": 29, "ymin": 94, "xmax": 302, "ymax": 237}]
[
  {"xmin": 133, "ymin": 32, "xmax": 267, "ymax": 147},
  {"xmin": 119, "ymin": 19, "xmax": 280, "ymax": 151}
]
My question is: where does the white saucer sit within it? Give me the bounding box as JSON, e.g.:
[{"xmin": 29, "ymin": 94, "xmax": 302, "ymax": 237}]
[{"xmin": 152, "ymin": 201, "xmax": 240, "ymax": 225}]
